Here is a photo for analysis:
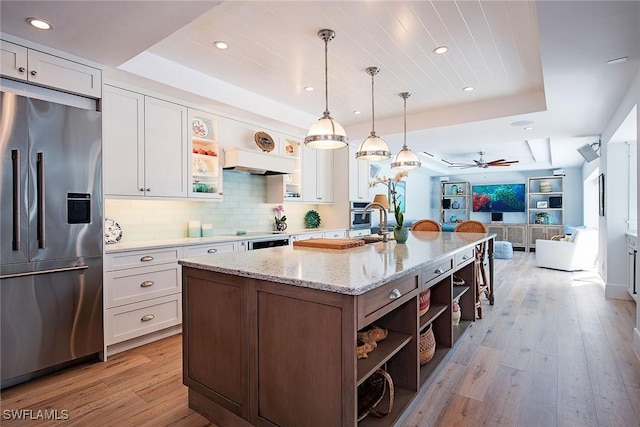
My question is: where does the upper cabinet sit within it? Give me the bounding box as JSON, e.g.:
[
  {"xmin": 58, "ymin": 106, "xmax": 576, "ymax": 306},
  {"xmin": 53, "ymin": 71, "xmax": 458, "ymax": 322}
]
[
  {"xmin": 349, "ymin": 145, "xmax": 370, "ymax": 201},
  {"xmin": 302, "ymin": 144, "xmax": 334, "ymax": 203},
  {"xmin": 103, "ymin": 85, "xmax": 188, "ymax": 198},
  {"xmin": 188, "ymin": 109, "xmax": 222, "ymax": 200},
  {"xmin": 1, "ymin": 40, "xmax": 102, "ymax": 98}
]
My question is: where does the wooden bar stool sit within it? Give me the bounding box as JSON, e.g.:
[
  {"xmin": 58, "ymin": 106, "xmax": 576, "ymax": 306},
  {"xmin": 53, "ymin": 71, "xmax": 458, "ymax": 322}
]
[
  {"xmin": 454, "ymin": 221, "xmax": 489, "ymax": 318},
  {"xmin": 410, "ymin": 219, "xmax": 442, "ymax": 232}
]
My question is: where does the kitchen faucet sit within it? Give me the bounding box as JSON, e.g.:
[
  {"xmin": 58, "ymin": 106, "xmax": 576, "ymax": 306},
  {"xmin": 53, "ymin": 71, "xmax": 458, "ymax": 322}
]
[{"xmin": 362, "ymin": 202, "xmax": 389, "ymax": 242}]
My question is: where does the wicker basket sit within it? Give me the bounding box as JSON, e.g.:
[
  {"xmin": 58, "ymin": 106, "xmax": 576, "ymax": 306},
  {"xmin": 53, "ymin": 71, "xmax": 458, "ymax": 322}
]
[
  {"xmin": 357, "ymin": 368, "xmax": 395, "ymax": 421},
  {"xmin": 419, "ymin": 324, "xmax": 436, "ymax": 365},
  {"xmin": 418, "ymin": 288, "xmax": 431, "ymax": 317}
]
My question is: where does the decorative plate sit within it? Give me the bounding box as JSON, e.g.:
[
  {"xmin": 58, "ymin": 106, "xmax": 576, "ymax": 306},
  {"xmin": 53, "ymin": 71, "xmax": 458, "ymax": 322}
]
[
  {"xmin": 104, "ymin": 218, "xmax": 123, "ymax": 244},
  {"xmin": 254, "ymin": 131, "xmax": 275, "ymax": 152},
  {"xmin": 192, "ymin": 118, "xmax": 209, "ymax": 138},
  {"xmin": 304, "ymin": 210, "xmax": 321, "ymax": 229}
]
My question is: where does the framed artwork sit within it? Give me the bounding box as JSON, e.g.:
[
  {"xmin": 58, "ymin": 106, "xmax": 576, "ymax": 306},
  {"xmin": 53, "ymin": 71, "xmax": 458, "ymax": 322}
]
[
  {"xmin": 536, "ymin": 201, "xmax": 548, "ymax": 209},
  {"xmin": 389, "ymin": 181, "xmax": 406, "ymax": 213},
  {"xmin": 599, "ymin": 173, "xmax": 605, "ymax": 216}
]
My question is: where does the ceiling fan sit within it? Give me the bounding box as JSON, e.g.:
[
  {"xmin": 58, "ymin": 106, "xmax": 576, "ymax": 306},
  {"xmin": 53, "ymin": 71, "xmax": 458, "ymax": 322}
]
[{"xmin": 446, "ymin": 150, "xmax": 519, "ymax": 169}]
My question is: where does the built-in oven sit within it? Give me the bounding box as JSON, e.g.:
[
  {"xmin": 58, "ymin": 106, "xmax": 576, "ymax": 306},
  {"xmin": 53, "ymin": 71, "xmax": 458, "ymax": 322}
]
[
  {"xmin": 350, "ymin": 201, "xmax": 372, "ymax": 230},
  {"xmin": 248, "ymin": 236, "xmax": 290, "ymax": 250}
]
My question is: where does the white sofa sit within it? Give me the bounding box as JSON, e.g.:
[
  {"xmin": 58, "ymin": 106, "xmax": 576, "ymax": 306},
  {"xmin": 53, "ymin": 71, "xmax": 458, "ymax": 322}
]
[{"xmin": 535, "ymin": 228, "xmax": 598, "ymax": 271}]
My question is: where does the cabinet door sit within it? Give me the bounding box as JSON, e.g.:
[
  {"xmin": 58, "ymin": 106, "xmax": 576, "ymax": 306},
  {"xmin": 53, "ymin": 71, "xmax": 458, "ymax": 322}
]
[
  {"xmin": 506, "ymin": 225, "xmax": 527, "ymax": 246},
  {"xmin": 302, "ymin": 145, "xmax": 333, "ymax": 203},
  {"xmin": 1, "ymin": 40, "xmax": 28, "ymax": 81},
  {"xmin": 487, "ymin": 225, "xmax": 505, "ymax": 241},
  {"xmin": 27, "ymin": 49, "xmax": 102, "ymax": 98},
  {"xmin": 144, "ymin": 97, "xmax": 188, "ymax": 197},
  {"xmin": 103, "ymin": 86, "xmax": 145, "ymax": 196},
  {"xmin": 349, "ymin": 145, "xmax": 369, "ymax": 201}
]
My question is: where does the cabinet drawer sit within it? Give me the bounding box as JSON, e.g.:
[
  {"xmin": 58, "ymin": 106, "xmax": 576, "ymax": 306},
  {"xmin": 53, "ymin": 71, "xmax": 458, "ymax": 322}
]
[
  {"xmin": 294, "ymin": 232, "xmax": 324, "ymax": 241},
  {"xmin": 105, "ymin": 247, "xmax": 181, "ymax": 271},
  {"xmin": 455, "ymin": 248, "xmax": 475, "ymax": 267},
  {"xmin": 324, "ymin": 230, "xmax": 347, "ymax": 239},
  {"xmin": 358, "ymin": 275, "xmax": 418, "ymax": 326},
  {"xmin": 105, "ymin": 264, "xmax": 180, "ymax": 308},
  {"xmin": 105, "ymin": 294, "xmax": 182, "ymax": 345},
  {"xmin": 422, "ymin": 257, "xmax": 454, "ymax": 285},
  {"xmin": 183, "ymin": 242, "xmax": 236, "ymax": 257}
]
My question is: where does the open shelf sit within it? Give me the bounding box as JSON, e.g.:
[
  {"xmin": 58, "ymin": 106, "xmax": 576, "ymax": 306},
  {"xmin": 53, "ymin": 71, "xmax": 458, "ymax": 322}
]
[
  {"xmin": 453, "ymin": 319, "xmax": 473, "ymax": 343},
  {"xmin": 357, "ymin": 331, "xmax": 412, "ymax": 386},
  {"xmin": 358, "ymin": 386, "xmax": 415, "ymax": 426},
  {"xmin": 452, "ymin": 285, "xmax": 469, "ymax": 301},
  {"xmin": 419, "ymin": 347, "xmax": 449, "ymax": 385},
  {"xmin": 419, "ymin": 303, "xmax": 448, "ymax": 331}
]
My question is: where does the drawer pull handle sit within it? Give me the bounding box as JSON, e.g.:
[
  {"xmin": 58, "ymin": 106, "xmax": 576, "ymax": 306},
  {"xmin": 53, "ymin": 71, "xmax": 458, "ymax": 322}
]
[
  {"xmin": 207, "ymin": 248, "xmax": 218, "ymax": 253},
  {"xmin": 140, "ymin": 256, "xmax": 154, "ymax": 262},
  {"xmin": 462, "ymin": 255, "xmax": 469, "ymax": 260},
  {"xmin": 389, "ymin": 288, "xmax": 402, "ymax": 300},
  {"xmin": 141, "ymin": 314, "xmax": 155, "ymax": 322},
  {"xmin": 434, "ymin": 268, "xmax": 444, "ymax": 274},
  {"xmin": 141, "ymin": 281, "xmax": 154, "ymax": 288},
  {"xmin": 30, "ymin": 70, "xmax": 38, "ymax": 76},
  {"xmin": 18, "ymin": 67, "xmax": 26, "ymax": 73}
]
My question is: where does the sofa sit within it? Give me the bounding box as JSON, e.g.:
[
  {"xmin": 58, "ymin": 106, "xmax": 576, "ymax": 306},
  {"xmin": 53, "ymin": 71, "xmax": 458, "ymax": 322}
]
[{"xmin": 535, "ymin": 228, "xmax": 598, "ymax": 271}]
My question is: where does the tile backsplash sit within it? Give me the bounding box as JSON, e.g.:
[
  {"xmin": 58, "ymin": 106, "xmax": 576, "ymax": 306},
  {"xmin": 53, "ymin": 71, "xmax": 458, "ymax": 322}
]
[{"xmin": 105, "ymin": 171, "xmax": 319, "ymax": 242}]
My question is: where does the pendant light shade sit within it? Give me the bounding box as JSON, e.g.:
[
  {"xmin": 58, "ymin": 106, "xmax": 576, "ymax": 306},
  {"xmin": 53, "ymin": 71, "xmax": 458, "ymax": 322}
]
[
  {"xmin": 356, "ymin": 67, "xmax": 391, "ymax": 161},
  {"xmin": 305, "ymin": 29, "xmax": 348, "ymax": 149},
  {"xmin": 391, "ymin": 92, "xmax": 422, "ymax": 170}
]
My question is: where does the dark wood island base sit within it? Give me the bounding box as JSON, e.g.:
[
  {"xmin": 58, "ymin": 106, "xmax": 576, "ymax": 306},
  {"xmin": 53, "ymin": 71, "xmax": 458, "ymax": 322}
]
[{"xmin": 180, "ymin": 232, "xmax": 495, "ymax": 426}]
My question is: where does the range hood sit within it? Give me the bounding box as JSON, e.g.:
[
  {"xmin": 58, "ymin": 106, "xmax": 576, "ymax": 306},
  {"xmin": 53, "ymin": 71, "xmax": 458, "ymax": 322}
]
[{"xmin": 223, "ymin": 147, "xmax": 294, "ymax": 175}]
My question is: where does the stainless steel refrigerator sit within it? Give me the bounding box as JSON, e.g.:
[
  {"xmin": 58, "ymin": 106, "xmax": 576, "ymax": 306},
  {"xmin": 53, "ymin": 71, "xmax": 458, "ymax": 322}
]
[{"xmin": 1, "ymin": 91, "xmax": 103, "ymax": 389}]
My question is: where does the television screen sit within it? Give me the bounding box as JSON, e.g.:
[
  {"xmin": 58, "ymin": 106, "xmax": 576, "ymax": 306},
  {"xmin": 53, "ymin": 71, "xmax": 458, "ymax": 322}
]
[{"xmin": 472, "ymin": 183, "xmax": 526, "ymax": 212}]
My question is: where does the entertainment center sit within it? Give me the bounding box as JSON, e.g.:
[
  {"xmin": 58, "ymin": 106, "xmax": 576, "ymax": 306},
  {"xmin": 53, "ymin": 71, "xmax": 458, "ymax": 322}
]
[{"xmin": 439, "ymin": 176, "xmax": 565, "ymax": 251}]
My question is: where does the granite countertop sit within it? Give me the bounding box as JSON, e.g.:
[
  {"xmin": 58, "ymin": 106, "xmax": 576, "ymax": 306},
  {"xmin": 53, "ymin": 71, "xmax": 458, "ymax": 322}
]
[
  {"xmin": 104, "ymin": 228, "xmax": 343, "ymax": 253},
  {"xmin": 179, "ymin": 231, "xmax": 493, "ymax": 295}
]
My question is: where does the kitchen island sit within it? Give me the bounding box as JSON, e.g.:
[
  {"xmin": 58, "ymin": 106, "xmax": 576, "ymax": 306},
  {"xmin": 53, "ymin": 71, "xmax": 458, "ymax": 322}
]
[{"xmin": 179, "ymin": 231, "xmax": 495, "ymax": 427}]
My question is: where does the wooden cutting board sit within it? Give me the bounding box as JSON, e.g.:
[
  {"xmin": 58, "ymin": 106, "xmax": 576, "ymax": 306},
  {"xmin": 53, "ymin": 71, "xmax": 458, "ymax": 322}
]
[{"xmin": 292, "ymin": 238, "xmax": 365, "ymax": 249}]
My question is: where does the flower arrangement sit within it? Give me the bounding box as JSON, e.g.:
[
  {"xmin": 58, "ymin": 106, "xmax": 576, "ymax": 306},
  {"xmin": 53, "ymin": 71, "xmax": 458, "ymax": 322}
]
[
  {"xmin": 370, "ymin": 171, "xmax": 408, "ymax": 230},
  {"xmin": 274, "ymin": 205, "xmax": 287, "ymax": 231}
]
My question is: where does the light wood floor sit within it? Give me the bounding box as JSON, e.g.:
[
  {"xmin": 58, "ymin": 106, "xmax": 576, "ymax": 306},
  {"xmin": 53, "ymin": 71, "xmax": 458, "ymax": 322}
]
[{"xmin": 1, "ymin": 252, "xmax": 638, "ymax": 427}]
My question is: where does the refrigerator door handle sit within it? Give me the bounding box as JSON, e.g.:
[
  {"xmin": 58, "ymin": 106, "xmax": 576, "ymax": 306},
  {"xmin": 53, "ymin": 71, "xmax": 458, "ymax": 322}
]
[
  {"xmin": 11, "ymin": 149, "xmax": 20, "ymax": 251},
  {"xmin": 36, "ymin": 152, "xmax": 45, "ymax": 249},
  {"xmin": 0, "ymin": 264, "xmax": 89, "ymax": 280}
]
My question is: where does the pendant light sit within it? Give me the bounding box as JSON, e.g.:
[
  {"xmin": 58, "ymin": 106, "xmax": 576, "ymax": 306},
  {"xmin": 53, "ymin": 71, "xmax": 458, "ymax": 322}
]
[
  {"xmin": 391, "ymin": 92, "xmax": 422, "ymax": 170},
  {"xmin": 304, "ymin": 29, "xmax": 348, "ymax": 149},
  {"xmin": 356, "ymin": 67, "xmax": 391, "ymax": 161}
]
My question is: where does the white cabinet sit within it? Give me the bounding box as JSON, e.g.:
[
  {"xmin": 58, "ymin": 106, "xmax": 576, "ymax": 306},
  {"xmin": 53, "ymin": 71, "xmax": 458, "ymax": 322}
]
[
  {"xmin": 348, "ymin": 229, "xmax": 372, "ymax": 238},
  {"xmin": 486, "ymin": 224, "xmax": 527, "ymax": 250},
  {"xmin": 104, "ymin": 247, "xmax": 183, "ymax": 351},
  {"xmin": 302, "ymin": 144, "xmax": 334, "ymax": 203},
  {"xmin": 183, "ymin": 241, "xmax": 237, "ymax": 257},
  {"xmin": 349, "ymin": 145, "xmax": 370, "ymax": 201},
  {"xmin": 103, "ymin": 85, "xmax": 188, "ymax": 198},
  {"xmin": 324, "ymin": 230, "xmax": 347, "ymax": 239},
  {"xmin": 188, "ymin": 109, "xmax": 222, "ymax": 200},
  {"xmin": 1, "ymin": 40, "xmax": 102, "ymax": 98},
  {"xmin": 291, "ymin": 232, "xmax": 324, "ymax": 241}
]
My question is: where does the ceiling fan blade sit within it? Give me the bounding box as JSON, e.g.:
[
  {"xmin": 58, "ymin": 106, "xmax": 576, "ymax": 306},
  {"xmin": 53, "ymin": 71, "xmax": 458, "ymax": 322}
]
[
  {"xmin": 486, "ymin": 158, "xmax": 506, "ymax": 164},
  {"xmin": 448, "ymin": 163, "xmax": 476, "ymax": 168},
  {"xmin": 489, "ymin": 160, "xmax": 520, "ymax": 166}
]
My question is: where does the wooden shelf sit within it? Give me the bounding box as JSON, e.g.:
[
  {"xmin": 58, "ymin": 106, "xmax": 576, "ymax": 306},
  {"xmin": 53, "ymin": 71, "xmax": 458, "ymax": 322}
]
[
  {"xmin": 356, "ymin": 331, "xmax": 412, "ymax": 386},
  {"xmin": 452, "ymin": 285, "xmax": 469, "ymax": 301},
  {"xmin": 419, "ymin": 303, "xmax": 447, "ymax": 330},
  {"xmin": 419, "ymin": 347, "xmax": 449, "ymax": 385},
  {"xmin": 453, "ymin": 319, "xmax": 473, "ymax": 343},
  {"xmin": 359, "ymin": 386, "xmax": 415, "ymax": 426}
]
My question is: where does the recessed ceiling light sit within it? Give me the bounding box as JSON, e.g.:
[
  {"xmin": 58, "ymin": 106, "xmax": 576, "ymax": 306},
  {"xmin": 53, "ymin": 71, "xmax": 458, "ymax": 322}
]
[
  {"xmin": 607, "ymin": 56, "xmax": 628, "ymax": 65},
  {"xmin": 304, "ymin": 86, "xmax": 314, "ymax": 91},
  {"xmin": 433, "ymin": 46, "xmax": 448, "ymax": 54},
  {"xmin": 27, "ymin": 18, "xmax": 53, "ymax": 30},
  {"xmin": 213, "ymin": 41, "xmax": 228, "ymax": 50},
  {"xmin": 462, "ymin": 86, "xmax": 474, "ymax": 92},
  {"xmin": 353, "ymin": 110, "xmax": 362, "ymax": 115},
  {"xmin": 524, "ymin": 126, "xmax": 535, "ymax": 130},
  {"xmin": 511, "ymin": 120, "xmax": 534, "ymax": 127}
]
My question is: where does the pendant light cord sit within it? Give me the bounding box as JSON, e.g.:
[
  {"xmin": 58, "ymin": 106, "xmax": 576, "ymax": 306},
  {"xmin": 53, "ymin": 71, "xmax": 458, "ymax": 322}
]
[
  {"xmin": 324, "ymin": 37, "xmax": 329, "ymax": 116},
  {"xmin": 371, "ymin": 72, "xmax": 375, "ymax": 134},
  {"xmin": 403, "ymin": 94, "xmax": 407, "ymax": 149}
]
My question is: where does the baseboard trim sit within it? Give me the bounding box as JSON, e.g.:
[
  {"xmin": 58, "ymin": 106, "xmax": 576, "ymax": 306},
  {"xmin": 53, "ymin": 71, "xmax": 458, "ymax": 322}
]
[
  {"xmin": 105, "ymin": 325, "xmax": 182, "ymax": 359},
  {"xmin": 604, "ymin": 282, "xmax": 633, "ymax": 300}
]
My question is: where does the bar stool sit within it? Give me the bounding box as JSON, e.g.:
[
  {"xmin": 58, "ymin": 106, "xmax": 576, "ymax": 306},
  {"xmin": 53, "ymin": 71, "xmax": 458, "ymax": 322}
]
[
  {"xmin": 410, "ymin": 219, "xmax": 442, "ymax": 232},
  {"xmin": 454, "ymin": 221, "xmax": 489, "ymax": 318}
]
